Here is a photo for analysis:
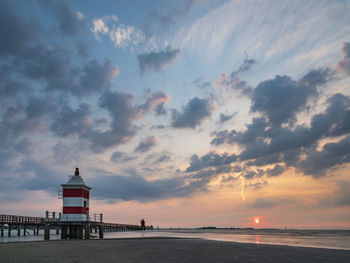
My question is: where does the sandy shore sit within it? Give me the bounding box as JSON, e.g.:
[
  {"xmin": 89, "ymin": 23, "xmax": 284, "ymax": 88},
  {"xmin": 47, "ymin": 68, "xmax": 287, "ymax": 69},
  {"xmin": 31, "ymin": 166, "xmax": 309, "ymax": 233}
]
[{"xmin": 1, "ymin": 237, "xmax": 350, "ymax": 263}]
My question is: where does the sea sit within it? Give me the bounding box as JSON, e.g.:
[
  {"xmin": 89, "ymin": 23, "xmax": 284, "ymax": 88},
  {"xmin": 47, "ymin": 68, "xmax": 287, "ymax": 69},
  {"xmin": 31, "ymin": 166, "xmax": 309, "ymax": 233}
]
[{"xmin": 1, "ymin": 228, "xmax": 350, "ymax": 250}]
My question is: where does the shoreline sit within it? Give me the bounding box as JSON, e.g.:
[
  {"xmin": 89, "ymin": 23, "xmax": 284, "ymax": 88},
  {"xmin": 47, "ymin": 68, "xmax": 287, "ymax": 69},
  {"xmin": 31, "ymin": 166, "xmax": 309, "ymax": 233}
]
[{"xmin": 1, "ymin": 237, "xmax": 350, "ymax": 263}]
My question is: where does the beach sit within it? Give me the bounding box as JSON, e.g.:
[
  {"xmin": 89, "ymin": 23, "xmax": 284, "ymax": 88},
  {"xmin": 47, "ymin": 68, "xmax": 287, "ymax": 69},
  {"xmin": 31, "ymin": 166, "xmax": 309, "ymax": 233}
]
[{"xmin": 1, "ymin": 238, "xmax": 349, "ymax": 263}]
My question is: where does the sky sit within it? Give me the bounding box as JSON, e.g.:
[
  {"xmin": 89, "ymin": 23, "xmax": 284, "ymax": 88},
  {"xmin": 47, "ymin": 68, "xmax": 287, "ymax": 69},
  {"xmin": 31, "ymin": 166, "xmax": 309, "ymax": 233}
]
[{"xmin": 0, "ymin": 0, "xmax": 350, "ymax": 229}]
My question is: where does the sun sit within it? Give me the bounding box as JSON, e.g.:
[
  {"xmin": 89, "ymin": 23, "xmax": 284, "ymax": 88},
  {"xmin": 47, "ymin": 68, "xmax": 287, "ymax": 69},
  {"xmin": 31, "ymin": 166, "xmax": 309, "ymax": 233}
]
[{"xmin": 255, "ymin": 218, "xmax": 260, "ymax": 224}]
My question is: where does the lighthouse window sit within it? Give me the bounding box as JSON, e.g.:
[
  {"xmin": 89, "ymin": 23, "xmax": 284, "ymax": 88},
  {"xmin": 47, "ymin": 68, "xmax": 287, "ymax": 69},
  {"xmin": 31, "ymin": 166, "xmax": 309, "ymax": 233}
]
[{"xmin": 84, "ymin": 201, "xmax": 87, "ymax": 207}]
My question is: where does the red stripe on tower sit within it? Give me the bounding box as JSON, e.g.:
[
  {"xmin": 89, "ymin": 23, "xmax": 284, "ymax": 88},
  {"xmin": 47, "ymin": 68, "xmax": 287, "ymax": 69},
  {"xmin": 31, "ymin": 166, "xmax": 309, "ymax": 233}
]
[
  {"xmin": 63, "ymin": 189, "xmax": 90, "ymax": 199},
  {"xmin": 63, "ymin": 207, "xmax": 89, "ymax": 214}
]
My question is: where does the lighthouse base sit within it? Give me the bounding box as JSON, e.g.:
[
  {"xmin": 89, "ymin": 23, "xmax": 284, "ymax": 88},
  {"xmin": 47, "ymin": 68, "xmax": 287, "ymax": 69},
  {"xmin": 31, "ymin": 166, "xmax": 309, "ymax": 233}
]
[{"xmin": 44, "ymin": 221, "xmax": 104, "ymax": 240}]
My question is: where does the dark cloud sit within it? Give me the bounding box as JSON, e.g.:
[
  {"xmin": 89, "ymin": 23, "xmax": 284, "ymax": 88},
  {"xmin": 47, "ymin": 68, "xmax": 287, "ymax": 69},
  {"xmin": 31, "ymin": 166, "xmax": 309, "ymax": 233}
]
[
  {"xmin": 110, "ymin": 151, "xmax": 136, "ymax": 162},
  {"xmin": 219, "ymin": 113, "xmax": 235, "ymax": 124},
  {"xmin": 135, "ymin": 136, "xmax": 157, "ymax": 153},
  {"xmin": 38, "ymin": 0, "xmax": 86, "ymax": 36},
  {"xmin": 298, "ymin": 136, "xmax": 350, "ymax": 177},
  {"xmin": 154, "ymin": 102, "xmax": 167, "ymax": 116},
  {"xmin": 50, "ymin": 103, "xmax": 91, "ymax": 137},
  {"xmin": 336, "ymin": 42, "xmax": 350, "ymax": 75},
  {"xmin": 211, "ymin": 117, "xmax": 268, "ymax": 145},
  {"xmin": 242, "ymin": 169, "xmax": 265, "ymax": 179},
  {"xmin": 172, "ymin": 97, "xmax": 213, "ymax": 128},
  {"xmin": 266, "ymin": 165, "xmax": 286, "ymax": 177},
  {"xmin": 251, "ymin": 68, "xmax": 333, "ymax": 126},
  {"xmin": 137, "ymin": 47, "xmax": 181, "ymax": 74},
  {"xmin": 0, "ymin": 0, "xmax": 41, "ymax": 57},
  {"xmin": 186, "ymin": 152, "xmax": 237, "ymax": 172},
  {"xmin": 49, "ymin": 90, "xmax": 167, "ymax": 152}
]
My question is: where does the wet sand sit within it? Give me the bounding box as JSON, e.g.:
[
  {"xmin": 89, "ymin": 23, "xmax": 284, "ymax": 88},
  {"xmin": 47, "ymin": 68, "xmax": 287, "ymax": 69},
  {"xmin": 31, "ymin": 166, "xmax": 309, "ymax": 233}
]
[{"xmin": 1, "ymin": 237, "xmax": 349, "ymax": 263}]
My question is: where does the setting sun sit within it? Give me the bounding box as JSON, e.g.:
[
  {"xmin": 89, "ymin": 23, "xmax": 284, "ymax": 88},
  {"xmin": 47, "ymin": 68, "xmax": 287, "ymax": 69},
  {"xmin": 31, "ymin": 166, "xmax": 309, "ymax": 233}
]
[{"xmin": 255, "ymin": 218, "xmax": 260, "ymax": 224}]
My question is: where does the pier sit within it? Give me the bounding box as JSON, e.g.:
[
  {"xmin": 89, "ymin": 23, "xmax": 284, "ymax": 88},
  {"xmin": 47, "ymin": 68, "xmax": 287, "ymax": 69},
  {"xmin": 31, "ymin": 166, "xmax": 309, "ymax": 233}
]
[
  {"xmin": 1, "ymin": 168, "xmax": 153, "ymax": 241},
  {"xmin": 1, "ymin": 213, "xmax": 152, "ymax": 240}
]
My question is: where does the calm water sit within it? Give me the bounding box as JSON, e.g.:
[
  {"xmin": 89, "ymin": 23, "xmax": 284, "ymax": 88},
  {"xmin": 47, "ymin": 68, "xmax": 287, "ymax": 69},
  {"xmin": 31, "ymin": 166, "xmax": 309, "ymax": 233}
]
[{"xmin": 1, "ymin": 228, "xmax": 350, "ymax": 250}]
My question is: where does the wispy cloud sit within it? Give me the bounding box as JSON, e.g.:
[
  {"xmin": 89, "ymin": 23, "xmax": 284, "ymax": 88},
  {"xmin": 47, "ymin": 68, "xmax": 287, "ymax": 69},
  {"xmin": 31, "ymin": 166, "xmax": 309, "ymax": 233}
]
[{"xmin": 91, "ymin": 15, "xmax": 145, "ymax": 48}]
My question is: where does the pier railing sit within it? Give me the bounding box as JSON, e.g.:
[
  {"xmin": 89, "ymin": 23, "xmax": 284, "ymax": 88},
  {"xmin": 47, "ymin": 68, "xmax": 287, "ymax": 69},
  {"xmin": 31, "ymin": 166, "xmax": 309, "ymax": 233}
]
[{"xmin": 0, "ymin": 214, "xmax": 45, "ymax": 225}]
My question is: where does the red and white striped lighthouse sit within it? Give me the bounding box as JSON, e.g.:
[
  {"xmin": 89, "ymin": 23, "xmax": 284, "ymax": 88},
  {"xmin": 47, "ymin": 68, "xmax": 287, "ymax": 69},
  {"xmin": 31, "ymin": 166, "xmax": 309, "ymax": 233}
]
[{"xmin": 61, "ymin": 168, "xmax": 91, "ymax": 221}]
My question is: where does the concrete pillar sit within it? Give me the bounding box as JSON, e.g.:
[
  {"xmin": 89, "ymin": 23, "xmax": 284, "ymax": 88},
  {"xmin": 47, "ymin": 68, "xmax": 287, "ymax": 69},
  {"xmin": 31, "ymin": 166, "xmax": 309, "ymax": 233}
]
[
  {"xmin": 36, "ymin": 225, "xmax": 40, "ymax": 235},
  {"xmin": 95, "ymin": 226, "xmax": 97, "ymax": 233},
  {"xmin": 61, "ymin": 225, "xmax": 68, "ymax": 239},
  {"xmin": 18, "ymin": 224, "xmax": 21, "ymax": 236},
  {"xmin": 44, "ymin": 224, "xmax": 50, "ymax": 240},
  {"xmin": 56, "ymin": 226, "xmax": 59, "ymax": 235},
  {"xmin": 1, "ymin": 223, "xmax": 4, "ymax": 237},
  {"xmin": 99, "ymin": 225, "xmax": 104, "ymax": 238},
  {"xmin": 23, "ymin": 225, "xmax": 26, "ymax": 236},
  {"xmin": 85, "ymin": 224, "xmax": 90, "ymax": 239},
  {"xmin": 8, "ymin": 225, "xmax": 11, "ymax": 237}
]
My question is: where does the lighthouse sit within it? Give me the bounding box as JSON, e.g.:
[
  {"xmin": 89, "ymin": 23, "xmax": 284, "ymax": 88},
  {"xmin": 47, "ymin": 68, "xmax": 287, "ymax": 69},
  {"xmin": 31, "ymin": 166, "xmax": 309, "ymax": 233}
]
[{"xmin": 61, "ymin": 168, "xmax": 91, "ymax": 221}]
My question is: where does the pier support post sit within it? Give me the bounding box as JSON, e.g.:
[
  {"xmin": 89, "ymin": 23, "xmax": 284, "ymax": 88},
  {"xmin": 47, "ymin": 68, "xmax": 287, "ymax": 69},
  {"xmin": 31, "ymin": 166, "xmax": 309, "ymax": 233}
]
[
  {"xmin": 99, "ymin": 225, "xmax": 104, "ymax": 238},
  {"xmin": 85, "ymin": 224, "xmax": 90, "ymax": 239},
  {"xmin": 23, "ymin": 225, "xmax": 26, "ymax": 236},
  {"xmin": 72, "ymin": 226, "xmax": 78, "ymax": 239},
  {"xmin": 78, "ymin": 225, "xmax": 83, "ymax": 239},
  {"xmin": 36, "ymin": 225, "xmax": 40, "ymax": 235},
  {"xmin": 18, "ymin": 224, "xmax": 21, "ymax": 236},
  {"xmin": 68, "ymin": 225, "xmax": 73, "ymax": 239},
  {"xmin": 1, "ymin": 223, "xmax": 3, "ymax": 237},
  {"xmin": 44, "ymin": 224, "xmax": 50, "ymax": 240},
  {"xmin": 95, "ymin": 226, "xmax": 97, "ymax": 233},
  {"xmin": 56, "ymin": 226, "xmax": 59, "ymax": 235},
  {"xmin": 61, "ymin": 225, "xmax": 68, "ymax": 239},
  {"xmin": 8, "ymin": 225, "xmax": 11, "ymax": 237}
]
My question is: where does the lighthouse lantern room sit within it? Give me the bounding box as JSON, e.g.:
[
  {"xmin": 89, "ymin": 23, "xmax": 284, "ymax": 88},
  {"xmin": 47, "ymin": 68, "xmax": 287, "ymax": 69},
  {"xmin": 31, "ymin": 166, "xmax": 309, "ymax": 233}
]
[{"xmin": 61, "ymin": 168, "xmax": 91, "ymax": 221}]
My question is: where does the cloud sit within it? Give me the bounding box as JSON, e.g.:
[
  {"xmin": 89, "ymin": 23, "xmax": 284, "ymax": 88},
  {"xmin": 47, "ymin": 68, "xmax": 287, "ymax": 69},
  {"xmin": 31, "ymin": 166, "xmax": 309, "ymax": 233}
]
[
  {"xmin": 137, "ymin": 47, "xmax": 181, "ymax": 74},
  {"xmin": 138, "ymin": 90, "xmax": 170, "ymax": 113},
  {"xmin": 186, "ymin": 152, "xmax": 237, "ymax": 172},
  {"xmin": 251, "ymin": 68, "xmax": 333, "ymax": 126},
  {"xmin": 89, "ymin": 169, "xmax": 208, "ymax": 202},
  {"xmin": 154, "ymin": 102, "xmax": 167, "ymax": 116},
  {"xmin": 50, "ymin": 103, "xmax": 92, "ymax": 138},
  {"xmin": 171, "ymin": 97, "xmax": 213, "ymax": 128},
  {"xmin": 215, "ymin": 57, "xmax": 256, "ymax": 96},
  {"xmin": 110, "ymin": 151, "xmax": 136, "ymax": 162},
  {"xmin": 219, "ymin": 113, "xmax": 235, "ymax": 124},
  {"xmin": 266, "ymin": 165, "xmax": 286, "ymax": 177},
  {"xmin": 38, "ymin": 0, "xmax": 86, "ymax": 36},
  {"xmin": 91, "ymin": 15, "xmax": 145, "ymax": 48},
  {"xmin": 135, "ymin": 136, "xmax": 157, "ymax": 153},
  {"xmin": 211, "ymin": 92, "xmax": 350, "ymax": 178},
  {"xmin": 336, "ymin": 42, "xmax": 350, "ymax": 75},
  {"xmin": 298, "ymin": 136, "xmax": 350, "ymax": 177}
]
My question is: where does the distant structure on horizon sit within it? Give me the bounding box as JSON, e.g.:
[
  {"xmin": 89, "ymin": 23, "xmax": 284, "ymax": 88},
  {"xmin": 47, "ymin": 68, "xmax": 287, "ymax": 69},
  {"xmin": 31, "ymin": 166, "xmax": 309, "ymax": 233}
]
[{"xmin": 60, "ymin": 168, "xmax": 91, "ymax": 221}]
